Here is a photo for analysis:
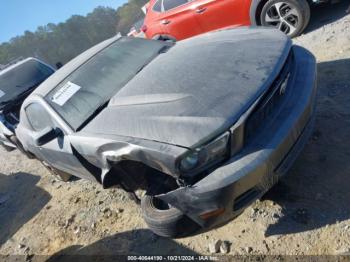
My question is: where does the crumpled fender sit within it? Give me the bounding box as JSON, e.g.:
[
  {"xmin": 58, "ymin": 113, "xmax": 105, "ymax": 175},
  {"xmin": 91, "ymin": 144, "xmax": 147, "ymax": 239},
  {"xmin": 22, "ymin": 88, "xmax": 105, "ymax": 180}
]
[{"xmin": 68, "ymin": 133, "xmax": 188, "ymax": 184}]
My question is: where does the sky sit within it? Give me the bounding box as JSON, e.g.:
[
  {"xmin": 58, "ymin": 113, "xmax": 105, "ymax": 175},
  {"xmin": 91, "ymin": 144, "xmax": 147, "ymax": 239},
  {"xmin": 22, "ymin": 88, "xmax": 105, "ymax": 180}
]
[{"xmin": 0, "ymin": 0, "xmax": 127, "ymax": 44}]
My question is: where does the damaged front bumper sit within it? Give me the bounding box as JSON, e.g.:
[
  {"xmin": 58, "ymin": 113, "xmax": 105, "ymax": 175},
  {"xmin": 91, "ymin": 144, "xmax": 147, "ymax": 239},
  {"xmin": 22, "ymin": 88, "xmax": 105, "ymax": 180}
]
[
  {"xmin": 157, "ymin": 46, "xmax": 317, "ymax": 228},
  {"xmin": 0, "ymin": 120, "xmax": 16, "ymax": 149}
]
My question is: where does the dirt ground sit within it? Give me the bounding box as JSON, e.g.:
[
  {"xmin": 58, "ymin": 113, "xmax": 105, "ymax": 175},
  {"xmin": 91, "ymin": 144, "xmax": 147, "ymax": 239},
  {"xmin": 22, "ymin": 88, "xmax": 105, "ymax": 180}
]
[{"xmin": 1, "ymin": 1, "xmax": 350, "ymax": 259}]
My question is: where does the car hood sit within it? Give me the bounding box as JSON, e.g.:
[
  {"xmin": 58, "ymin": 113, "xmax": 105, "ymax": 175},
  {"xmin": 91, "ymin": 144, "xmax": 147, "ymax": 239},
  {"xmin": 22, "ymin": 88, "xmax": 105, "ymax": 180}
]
[{"xmin": 81, "ymin": 28, "xmax": 291, "ymax": 148}]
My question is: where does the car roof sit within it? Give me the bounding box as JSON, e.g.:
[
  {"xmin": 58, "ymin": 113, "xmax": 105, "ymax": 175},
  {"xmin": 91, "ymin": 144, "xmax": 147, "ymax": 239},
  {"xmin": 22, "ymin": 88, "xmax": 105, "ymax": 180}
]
[
  {"xmin": 31, "ymin": 35, "xmax": 122, "ymax": 98},
  {"xmin": 0, "ymin": 57, "xmax": 39, "ymax": 76}
]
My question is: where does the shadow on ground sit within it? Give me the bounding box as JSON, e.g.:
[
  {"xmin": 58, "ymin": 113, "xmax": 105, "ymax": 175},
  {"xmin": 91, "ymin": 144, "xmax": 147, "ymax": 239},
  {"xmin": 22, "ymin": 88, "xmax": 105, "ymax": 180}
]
[
  {"xmin": 305, "ymin": 1, "xmax": 350, "ymax": 34},
  {"xmin": 263, "ymin": 58, "xmax": 350, "ymax": 236},
  {"xmin": 0, "ymin": 172, "xmax": 51, "ymax": 247},
  {"xmin": 47, "ymin": 229, "xmax": 198, "ymax": 261}
]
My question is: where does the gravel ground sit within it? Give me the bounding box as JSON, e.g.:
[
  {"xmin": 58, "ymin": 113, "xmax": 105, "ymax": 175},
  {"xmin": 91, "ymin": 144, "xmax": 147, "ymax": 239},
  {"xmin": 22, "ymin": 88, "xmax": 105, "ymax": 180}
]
[{"xmin": 1, "ymin": 1, "xmax": 350, "ymax": 259}]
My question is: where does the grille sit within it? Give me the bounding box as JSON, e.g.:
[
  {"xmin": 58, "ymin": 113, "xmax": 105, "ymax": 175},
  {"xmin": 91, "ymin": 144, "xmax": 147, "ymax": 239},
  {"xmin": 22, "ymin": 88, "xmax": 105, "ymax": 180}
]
[{"xmin": 245, "ymin": 53, "xmax": 293, "ymax": 140}]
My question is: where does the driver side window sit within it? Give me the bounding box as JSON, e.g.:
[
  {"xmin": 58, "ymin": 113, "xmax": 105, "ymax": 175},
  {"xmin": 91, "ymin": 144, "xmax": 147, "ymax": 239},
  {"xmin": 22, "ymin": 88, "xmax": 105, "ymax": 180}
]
[{"xmin": 25, "ymin": 103, "xmax": 53, "ymax": 131}]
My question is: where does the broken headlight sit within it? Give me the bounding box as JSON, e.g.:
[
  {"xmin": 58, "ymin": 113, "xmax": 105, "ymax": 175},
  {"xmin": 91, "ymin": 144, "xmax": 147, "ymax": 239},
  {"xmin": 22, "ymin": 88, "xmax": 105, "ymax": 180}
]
[{"xmin": 179, "ymin": 132, "xmax": 230, "ymax": 174}]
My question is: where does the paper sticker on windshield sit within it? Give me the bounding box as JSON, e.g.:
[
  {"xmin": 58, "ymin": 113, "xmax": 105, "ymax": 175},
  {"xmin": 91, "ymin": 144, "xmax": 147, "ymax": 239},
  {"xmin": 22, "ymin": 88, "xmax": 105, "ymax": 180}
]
[
  {"xmin": 0, "ymin": 90, "xmax": 5, "ymax": 98},
  {"xmin": 51, "ymin": 81, "xmax": 81, "ymax": 106}
]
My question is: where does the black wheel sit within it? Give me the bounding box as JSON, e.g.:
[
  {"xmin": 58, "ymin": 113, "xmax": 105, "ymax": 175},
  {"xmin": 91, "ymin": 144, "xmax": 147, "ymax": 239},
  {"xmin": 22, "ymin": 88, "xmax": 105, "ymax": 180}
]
[
  {"xmin": 299, "ymin": 0, "xmax": 310, "ymax": 32},
  {"xmin": 41, "ymin": 161, "xmax": 72, "ymax": 182},
  {"xmin": 141, "ymin": 195, "xmax": 200, "ymax": 238},
  {"xmin": 260, "ymin": 0, "xmax": 310, "ymax": 38}
]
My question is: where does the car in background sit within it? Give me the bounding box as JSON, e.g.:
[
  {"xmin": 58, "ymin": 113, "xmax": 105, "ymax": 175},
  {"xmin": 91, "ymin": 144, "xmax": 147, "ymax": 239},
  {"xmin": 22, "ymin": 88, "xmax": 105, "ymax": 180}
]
[
  {"xmin": 142, "ymin": 0, "xmax": 322, "ymax": 41},
  {"xmin": 16, "ymin": 29, "xmax": 317, "ymax": 237},
  {"xmin": 127, "ymin": 18, "xmax": 146, "ymax": 38},
  {"xmin": 0, "ymin": 58, "xmax": 55, "ymax": 154}
]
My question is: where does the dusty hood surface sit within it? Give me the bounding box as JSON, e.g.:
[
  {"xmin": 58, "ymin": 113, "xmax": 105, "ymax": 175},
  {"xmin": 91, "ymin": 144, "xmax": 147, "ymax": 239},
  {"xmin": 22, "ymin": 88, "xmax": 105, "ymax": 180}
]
[{"xmin": 82, "ymin": 28, "xmax": 291, "ymax": 148}]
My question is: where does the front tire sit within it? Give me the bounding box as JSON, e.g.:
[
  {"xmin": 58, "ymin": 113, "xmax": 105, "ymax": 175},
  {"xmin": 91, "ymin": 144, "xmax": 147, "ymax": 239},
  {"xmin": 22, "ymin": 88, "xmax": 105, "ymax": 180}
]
[
  {"xmin": 260, "ymin": 0, "xmax": 310, "ymax": 38},
  {"xmin": 141, "ymin": 195, "xmax": 199, "ymax": 238}
]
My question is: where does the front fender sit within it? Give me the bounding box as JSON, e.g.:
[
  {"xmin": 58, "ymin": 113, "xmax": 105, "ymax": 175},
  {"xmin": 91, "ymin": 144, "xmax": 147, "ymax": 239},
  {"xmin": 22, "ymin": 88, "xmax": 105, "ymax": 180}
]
[{"xmin": 68, "ymin": 133, "xmax": 188, "ymax": 183}]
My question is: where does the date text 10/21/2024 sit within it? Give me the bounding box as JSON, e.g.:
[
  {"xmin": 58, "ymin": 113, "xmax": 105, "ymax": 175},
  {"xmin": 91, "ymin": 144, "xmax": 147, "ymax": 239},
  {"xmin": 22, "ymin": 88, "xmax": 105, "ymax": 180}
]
[{"xmin": 127, "ymin": 256, "xmax": 219, "ymax": 261}]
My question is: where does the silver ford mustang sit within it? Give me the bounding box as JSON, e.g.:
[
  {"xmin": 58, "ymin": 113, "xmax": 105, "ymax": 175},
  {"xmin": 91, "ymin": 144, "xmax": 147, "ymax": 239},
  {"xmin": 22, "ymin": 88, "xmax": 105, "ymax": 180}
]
[{"xmin": 16, "ymin": 27, "xmax": 317, "ymax": 237}]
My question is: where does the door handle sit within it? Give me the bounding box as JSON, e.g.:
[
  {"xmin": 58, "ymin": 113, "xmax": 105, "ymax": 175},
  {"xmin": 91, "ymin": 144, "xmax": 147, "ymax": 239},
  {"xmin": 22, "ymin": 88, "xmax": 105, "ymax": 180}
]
[
  {"xmin": 195, "ymin": 7, "xmax": 207, "ymax": 13},
  {"xmin": 161, "ymin": 20, "xmax": 171, "ymax": 25}
]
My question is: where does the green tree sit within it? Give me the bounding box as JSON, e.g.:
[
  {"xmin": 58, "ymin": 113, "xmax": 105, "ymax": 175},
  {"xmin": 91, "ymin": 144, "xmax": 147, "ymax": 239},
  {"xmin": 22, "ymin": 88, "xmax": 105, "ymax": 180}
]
[{"xmin": 0, "ymin": 2, "xmax": 147, "ymax": 66}]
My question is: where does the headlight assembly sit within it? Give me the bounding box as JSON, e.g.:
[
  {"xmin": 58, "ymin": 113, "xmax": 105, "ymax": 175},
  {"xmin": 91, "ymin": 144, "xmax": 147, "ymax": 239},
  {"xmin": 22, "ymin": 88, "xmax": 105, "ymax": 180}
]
[
  {"xmin": 179, "ymin": 131, "xmax": 230, "ymax": 174},
  {"xmin": 180, "ymin": 151, "xmax": 199, "ymax": 171}
]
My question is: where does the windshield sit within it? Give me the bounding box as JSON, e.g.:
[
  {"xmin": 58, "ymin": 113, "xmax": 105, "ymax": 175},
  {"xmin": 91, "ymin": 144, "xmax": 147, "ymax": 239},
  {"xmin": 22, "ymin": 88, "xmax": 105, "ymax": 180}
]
[
  {"xmin": 45, "ymin": 37, "xmax": 167, "ymax": 131},
  {"xmin": 0, "ymin": 60, "xmax": 54, "ymax": 106}
]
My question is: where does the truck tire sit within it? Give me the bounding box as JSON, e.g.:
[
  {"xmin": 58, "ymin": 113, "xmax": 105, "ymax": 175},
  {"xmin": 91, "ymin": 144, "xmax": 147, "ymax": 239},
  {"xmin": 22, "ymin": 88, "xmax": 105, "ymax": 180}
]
[{"xmin": 141, "ymin": 195, "xmax": 199, "ymax": 238}]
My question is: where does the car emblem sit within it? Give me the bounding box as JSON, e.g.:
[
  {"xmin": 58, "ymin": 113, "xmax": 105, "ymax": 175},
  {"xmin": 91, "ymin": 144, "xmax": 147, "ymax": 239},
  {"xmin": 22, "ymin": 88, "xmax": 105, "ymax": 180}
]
[{"xmin": 279, "ymin": 73, "xmax": 290, "ymax": 95}]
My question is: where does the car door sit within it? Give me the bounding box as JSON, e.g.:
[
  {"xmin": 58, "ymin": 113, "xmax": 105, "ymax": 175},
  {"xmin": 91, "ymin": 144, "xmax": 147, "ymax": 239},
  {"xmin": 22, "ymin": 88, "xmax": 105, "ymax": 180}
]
[
  {"xmin": 144, "ymin": 0, "xmax": 163, "ymax": 39},
  {"xmin": 159, "ymin": 0, "xmax": 202, "ymax": 40},
  {"xmin": 23, "ymin": 101, "xmax": 98, "ymax": 182},
  {"xmin": 192, "ymin": 0, "xmax": 250, "ymax": 34}
]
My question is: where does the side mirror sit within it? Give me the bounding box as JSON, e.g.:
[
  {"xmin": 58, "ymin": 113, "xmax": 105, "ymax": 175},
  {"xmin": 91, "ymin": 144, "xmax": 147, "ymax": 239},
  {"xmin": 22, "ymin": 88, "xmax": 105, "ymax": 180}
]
[{"xmin": 33, "ymin": 127, "xmax": 60, "ymax": 146}]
